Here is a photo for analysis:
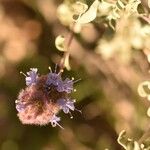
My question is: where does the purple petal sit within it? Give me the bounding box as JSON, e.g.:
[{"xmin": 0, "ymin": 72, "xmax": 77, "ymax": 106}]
[
  {"xmin": 15, "ymin": 102, "xmax": 25, "ymax": 112},
  {"xmin": 62, "ymin": 78, "xmax": 73, "ymax": 93},
  {"xmin": 50, "ymin": 115, "xmax": 60, "ymax": 127},
  {"xmin": 50, "ymin": 115, "xmax": 63, "ymax": 129},
  {"xmin": 57, "ymin": 99, "xmax": 75, "ymax": 114},
  {"xmin": 57, "ymin": 99, "xmax": 66, "ymax": 106},
  {"xmin": 46, "ymin": 73, "xmax": 61, "ymax": 86},
  {"xmin": 26, "ymin": 68, "xmax": 38, "ymax": 86},
  {"xmin": 66, "ymin": 101, "xmax": 75, "ymax": 111},
  {"xmin": 62, "ymin": 107, "xmax": 70, "ymax": 114},
  {"xmin": 56, "ymin": 80, "xmax": 64, "ymax": 92},
  {"xmin": 57, "ymin": 78, "xmax": 73, "ymax": 93}
]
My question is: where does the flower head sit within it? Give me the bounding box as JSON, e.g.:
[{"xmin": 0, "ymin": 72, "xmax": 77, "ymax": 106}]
[{"xmin": 16, "ymin": 66, "xmax": 80, "ymax": 128}]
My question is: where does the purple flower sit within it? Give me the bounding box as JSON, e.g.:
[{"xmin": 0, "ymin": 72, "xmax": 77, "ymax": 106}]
[
  {"xmin": 50, "ymin": 115, "xmax": 63, "ymax": 129},
  {"xmin": 46, "ymin": 73, "xmax": 61, "ymax": 86},
  {"xmin": 57, "ymin": 78, "xmax": 73, "ymax": 93},
  {"xmin": 17, "ymin": 66, "xmax": 80, "ymax": 128},
  {"xmin": 26, "ymin": 68, "xmax": 38, "ymax": 86},
  {"xmin": 57, "ymin": 99, "xmax": 75, "ymax": 114}
]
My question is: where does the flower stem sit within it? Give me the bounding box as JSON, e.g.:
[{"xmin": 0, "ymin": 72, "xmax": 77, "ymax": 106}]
[{"xmin": 59, "ymin": 23, "xmax": 75, "ymax": 71}]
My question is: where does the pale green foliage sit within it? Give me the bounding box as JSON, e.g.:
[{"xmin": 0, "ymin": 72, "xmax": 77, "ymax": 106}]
[
  {"xmin": 141, "ymin": 140, "xmax": 150, "ymax": 150},
  {"xmin": 57, "ymin": 0, "xmax": 149, "ymax": 63},
  {"xmin": 118, "ymin": 130, "xmax": 150, "ymax": 150},
  {"xmin": 72, "ymin": 1, "xmax": 88, "ymax": 15},
  {"xmin": 57, "ymin": 0, "xmax": 100, "ymax": 32},
  {"xmin": 57, "ymin": 1, "xmax": 84, "ymax": 33},
  {"xmin": 125, "ymin": 0, "xmax": 141, "ymax": 14},
  {"xmin": 61, "ymin": 0, "xmax": 140, "ymax": 29},
  {"xmin": 96, "ymin": 17, "xmax": 150, "ymax": 63},
  {"xmin": 98, "ymin": 0, "xmax": 114, "ymax": 16},
  {"xmin": 138, "ymin": 81, "xmax": 150, "ymax": 101},
  {"xmin": 138, "ymin": 81, "xmax": 150, "ymax": 117},
  {"xmin": 74, "ymin": 0, "xmax": 100, "ymax": 24},
  {"xmin": 57, "ymin": 0, "xmax": 144, "ymax": 30},
  {"xmin": 117, "ymin": 130, "xmax": 140, "ymax": 150},
  {"xmin": 57, "ymin": 3, "xmax": 74, "ymax": 26},
  {"xmin": 107, "ymin": 0, "xmax": 126, "ymax": 29},
  {"xmin": 106, "ymin": 0, "xmax": 141, "ymax": 29}
]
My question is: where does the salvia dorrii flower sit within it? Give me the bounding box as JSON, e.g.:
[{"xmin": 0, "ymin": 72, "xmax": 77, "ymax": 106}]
[{"xmin": 16, "ymin": 67, "xmax": 80, "ymax": 128}]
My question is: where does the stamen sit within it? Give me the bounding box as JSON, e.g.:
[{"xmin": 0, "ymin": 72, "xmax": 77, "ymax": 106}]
[
  {"xmin": 58, "ymin": 69, "xmax": 64, "ymax": 75},
  {"xmin": 56, "ymin": 123, "xmax": 64, "ymax": 129},
  {"xmin": 69, "ymin": 111, "xmax": 73, "ymax": 119},
  {"xmin": 73, "ymin": 79, "xmax": 81, "ymax": 84},
  {"xmin": 75, "ymin": 108, "xmax": 82, "ymax": 114},
  {"xmin": 74, "ymin": 89, "xmax": 77, "ymax": 92},
  {"xmin": 48, "ymin": 66, "xmax": 52, "ymax": 73},
  {"xmin": 20, "ymin": 71, "xmax": 27, "ymax": 77},
  {"xmin": 54, "ymin": 64, "xmax": 58, "ymax": 73},
  {"xmin": 15, "ymin": 100, "xmax": 18, "ymax": 103}
]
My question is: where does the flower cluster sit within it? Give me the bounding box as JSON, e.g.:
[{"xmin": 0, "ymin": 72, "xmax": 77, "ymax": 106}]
[{"xmin": 16, "ymin": 67, "xmax": 80, "ymax": 128}]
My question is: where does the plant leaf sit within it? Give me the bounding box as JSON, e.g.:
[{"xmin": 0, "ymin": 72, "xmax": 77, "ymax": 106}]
[
  {"xmin": 118, "ymin": 130, "xmax": 130, "ymax": 149},
  {"xmin": 138, "ymin": 81, "xmax": 150, "ymax": 99},
  {"xmin": 126, "ymin": 0, "xmax": 141, "ymax": 14},
  {"xmin": 64, "ymin": 53, "xmax": 71, "ymax": 70},
  {"xmin": 72, "ymin": 1, "xmax": 88, "ymax": 15},
  {"xmin": 117, "ymin": 130, "xmax": 141, "ymax": 150},
  {"xmin": 55, "ymin": 35, "xmax": 66, "ymax": 51},
  {"xmin": 75, "ymin": 0, "xmax": 100, "ymax": 24}
]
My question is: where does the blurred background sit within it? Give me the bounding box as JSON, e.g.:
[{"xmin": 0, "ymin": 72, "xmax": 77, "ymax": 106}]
[{"xmin": 0, "ymin": 0, "xmax": 149, "ymax": 150}]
